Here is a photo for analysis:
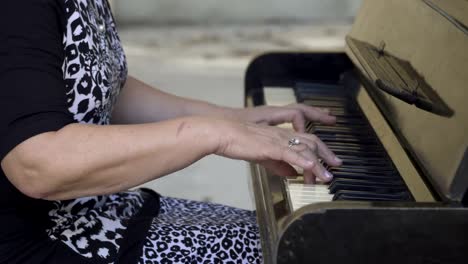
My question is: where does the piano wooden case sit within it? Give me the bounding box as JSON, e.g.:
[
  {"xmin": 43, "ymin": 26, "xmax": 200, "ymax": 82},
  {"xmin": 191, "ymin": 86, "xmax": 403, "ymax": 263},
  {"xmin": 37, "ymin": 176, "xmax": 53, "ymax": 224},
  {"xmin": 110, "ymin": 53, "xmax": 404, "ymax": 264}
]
[{"xmin": 244, "ymin": 0, "xmax": 468, "ymax": 263}]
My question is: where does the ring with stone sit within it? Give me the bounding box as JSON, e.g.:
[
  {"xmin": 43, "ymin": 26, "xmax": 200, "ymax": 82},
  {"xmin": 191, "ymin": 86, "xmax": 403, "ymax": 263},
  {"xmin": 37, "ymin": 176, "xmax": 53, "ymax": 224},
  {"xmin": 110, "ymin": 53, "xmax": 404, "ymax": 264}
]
[{"xmin": 288, "ymin": 138, "xmax": 301, "ymax": 148}]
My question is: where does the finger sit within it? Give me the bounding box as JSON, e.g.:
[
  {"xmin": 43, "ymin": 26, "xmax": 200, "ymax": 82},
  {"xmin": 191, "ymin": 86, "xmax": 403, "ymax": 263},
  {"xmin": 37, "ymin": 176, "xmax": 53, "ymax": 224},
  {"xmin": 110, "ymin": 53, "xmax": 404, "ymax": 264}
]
[
  {"xmin": 259, "ymin": 160, "xmax": 299, "ymax": 177},
  {"xmin": 314, "ymin": 138, "xmax": 342, "ymax": 167},
  {"xmin": 298, "ymin": 134, "xmax": 342, "ymax": 167},
  {"xmin": 257, "ymin": 121, "xmax": 269, "ymax": 126},
  {"xmin": 296, "ymin": 104, "xmax": 337, "ymax": 125},
  {"xmin": 268, "ymin": 108, "xmax": 306, "ymax": 132},
  {"xmin": 291, "ymin": 112, "xmax": 306, "ymax": 133},
  {"xmin": 275, "ymin": 146, "xmax": 316, "ymax": 171},
  {"xmin": 303, "ymin": 165, "xmax": 316, "ymax": 184},
  {"xmin": 299, "ymin": 146, "xmax": 334, "ymax": 184}
]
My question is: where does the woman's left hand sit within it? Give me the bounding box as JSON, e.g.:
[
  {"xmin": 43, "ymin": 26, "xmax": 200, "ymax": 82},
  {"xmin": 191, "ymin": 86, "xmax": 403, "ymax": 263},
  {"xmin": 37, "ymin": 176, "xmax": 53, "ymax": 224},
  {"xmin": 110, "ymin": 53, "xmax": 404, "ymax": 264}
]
[{"xmin": 233, "ymin": 104, "xmax": 336, "ymax": 132}]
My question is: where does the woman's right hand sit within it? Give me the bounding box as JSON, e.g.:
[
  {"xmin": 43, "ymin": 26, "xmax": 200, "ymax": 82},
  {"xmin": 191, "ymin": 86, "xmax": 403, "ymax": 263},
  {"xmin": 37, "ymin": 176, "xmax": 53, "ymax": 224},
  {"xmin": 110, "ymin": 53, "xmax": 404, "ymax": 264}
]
[{"xmin": 213, "ymin": 120, "xmax": 342, "ymax": 184}]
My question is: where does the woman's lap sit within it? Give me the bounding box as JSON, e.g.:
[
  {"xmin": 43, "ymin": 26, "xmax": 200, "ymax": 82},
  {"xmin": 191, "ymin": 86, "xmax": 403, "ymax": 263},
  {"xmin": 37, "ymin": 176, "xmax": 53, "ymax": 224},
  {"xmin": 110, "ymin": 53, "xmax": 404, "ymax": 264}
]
[
  {"xmin": 138, "ymin": 197, "xmax": 262, "ymax": 264},
  {"xmin": 46, "ymin": 191, "xmax": 262, "ymax": 263}
]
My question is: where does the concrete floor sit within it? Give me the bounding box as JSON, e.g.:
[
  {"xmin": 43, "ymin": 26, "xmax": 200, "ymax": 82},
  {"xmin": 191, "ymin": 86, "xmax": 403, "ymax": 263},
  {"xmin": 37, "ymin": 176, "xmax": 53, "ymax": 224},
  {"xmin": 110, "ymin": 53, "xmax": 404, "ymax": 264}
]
[{"xmin": 119, "ymin": 24, "xmax": 350, "ymax": 210}]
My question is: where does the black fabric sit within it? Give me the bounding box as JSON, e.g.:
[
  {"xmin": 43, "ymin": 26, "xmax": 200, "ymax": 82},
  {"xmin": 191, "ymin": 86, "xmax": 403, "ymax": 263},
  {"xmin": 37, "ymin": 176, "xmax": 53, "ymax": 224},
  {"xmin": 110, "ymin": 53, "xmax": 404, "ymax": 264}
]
[
  {"xmin": 117, "ymin": 189, "xmax": 161, "ymax": 264},
  {"xmin": 0, "ymin": 0, "xmax": 74, "ymax": 262},
  {"xmin": 0, "ymin": 0, "xmax": 74, "ymax": 161}
]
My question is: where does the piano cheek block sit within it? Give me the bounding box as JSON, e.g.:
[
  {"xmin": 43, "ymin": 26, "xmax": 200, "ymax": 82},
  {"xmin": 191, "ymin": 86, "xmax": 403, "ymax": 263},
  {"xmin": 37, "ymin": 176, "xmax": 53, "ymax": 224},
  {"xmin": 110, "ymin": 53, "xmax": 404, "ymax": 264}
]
[{"xmin": 277, "ymin": 207, "xmax": 468, "ymax": 264}]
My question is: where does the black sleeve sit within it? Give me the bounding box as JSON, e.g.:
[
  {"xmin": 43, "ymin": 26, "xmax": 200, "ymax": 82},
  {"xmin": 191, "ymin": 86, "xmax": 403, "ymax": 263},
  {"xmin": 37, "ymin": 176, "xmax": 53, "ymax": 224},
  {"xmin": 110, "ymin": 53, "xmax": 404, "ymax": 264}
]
[{"xmin": 0, "ymin": 0, "xmax": 75, "ymax": 161}]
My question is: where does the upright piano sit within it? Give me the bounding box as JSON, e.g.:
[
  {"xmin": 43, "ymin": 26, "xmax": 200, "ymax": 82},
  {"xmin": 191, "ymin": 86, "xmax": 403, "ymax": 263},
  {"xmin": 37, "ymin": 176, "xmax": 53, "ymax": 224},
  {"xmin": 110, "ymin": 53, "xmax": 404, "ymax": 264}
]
[{"xmin": 244, "ymin": 0, "xmax": 468, "ymax": 263}]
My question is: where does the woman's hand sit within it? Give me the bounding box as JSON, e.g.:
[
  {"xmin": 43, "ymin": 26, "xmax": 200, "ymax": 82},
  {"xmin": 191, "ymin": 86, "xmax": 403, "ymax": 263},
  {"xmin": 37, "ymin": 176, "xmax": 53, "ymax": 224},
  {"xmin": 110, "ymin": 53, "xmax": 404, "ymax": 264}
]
[
  {"xmin": 214, "ymin": 119, "xmax": 342, "ymax": 184},
  {"xmin": 233, "ymin": 104, "xmax": 337, "ymax": 132}
]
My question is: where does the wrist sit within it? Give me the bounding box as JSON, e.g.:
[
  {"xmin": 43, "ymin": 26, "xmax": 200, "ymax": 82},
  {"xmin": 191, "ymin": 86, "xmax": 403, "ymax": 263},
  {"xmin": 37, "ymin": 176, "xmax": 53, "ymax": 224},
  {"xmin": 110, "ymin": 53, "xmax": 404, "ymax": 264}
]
[{"xmin": 182, "ymin": 116, "xmax": 226, "ymax": 156}]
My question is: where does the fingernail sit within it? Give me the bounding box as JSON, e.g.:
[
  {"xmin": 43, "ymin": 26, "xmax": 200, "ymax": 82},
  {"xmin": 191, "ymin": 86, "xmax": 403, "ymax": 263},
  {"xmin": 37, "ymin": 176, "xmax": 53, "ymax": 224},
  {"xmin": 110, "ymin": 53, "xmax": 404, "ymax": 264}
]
[
  {"xmin": 324, "ymin": 170, "xmax": 333, "ymax": 180},
  {"xmin": 334, "ymin": 157, "xmax": 343, "ymax": 163}
]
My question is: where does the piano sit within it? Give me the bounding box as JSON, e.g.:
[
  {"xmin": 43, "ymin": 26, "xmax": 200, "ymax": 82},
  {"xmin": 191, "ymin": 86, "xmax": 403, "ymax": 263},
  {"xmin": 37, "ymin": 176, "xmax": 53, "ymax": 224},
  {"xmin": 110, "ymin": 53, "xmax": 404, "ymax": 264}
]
[{"xmin": 244, "ymin": 0, "xmax": 468, "ymax": 263}]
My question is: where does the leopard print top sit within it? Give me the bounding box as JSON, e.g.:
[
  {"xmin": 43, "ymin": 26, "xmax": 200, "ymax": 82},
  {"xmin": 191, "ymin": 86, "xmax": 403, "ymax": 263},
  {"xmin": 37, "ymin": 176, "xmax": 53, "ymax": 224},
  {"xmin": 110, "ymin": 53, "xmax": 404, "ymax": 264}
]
[
  {"xmin": 62, "ymin": 0, "xmax": 127, "ymax": 124},
  {"xmin": 45, "ymin": 1, "xmax": 148, "ymax": 262}
]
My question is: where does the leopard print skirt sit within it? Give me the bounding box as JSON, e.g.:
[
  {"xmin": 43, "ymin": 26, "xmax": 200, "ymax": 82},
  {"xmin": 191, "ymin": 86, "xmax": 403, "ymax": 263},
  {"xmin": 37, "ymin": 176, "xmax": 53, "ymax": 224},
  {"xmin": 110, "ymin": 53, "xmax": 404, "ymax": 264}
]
[
  {"xmin": 139, "ymin": 197, "xmax": 262, "ymax": 264},
  {"xmin": 46, "ymin": 189, "xmax": 262, "ymax": 263}
]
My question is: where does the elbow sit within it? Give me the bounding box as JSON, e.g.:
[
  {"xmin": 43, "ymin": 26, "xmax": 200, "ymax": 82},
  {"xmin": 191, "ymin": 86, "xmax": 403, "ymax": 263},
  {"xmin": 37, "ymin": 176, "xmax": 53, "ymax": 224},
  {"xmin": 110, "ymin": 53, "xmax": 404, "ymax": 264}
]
[
  {"xmin": 2, "ymin": 153, "xmax": 58, "ymax": 200},
  {"xmin": 1, "ymin": 134, "xmax": 64, "ymax": 200},
  {"xmin": 15, "ymin": 168, "xmax": 51, "ymax": 200}
]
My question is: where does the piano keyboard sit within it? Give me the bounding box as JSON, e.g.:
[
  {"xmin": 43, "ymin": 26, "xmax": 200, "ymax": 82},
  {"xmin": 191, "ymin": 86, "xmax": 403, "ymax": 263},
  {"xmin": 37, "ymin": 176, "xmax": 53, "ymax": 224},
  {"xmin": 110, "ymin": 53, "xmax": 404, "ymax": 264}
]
[{"xmin": 266, "ymin": 83, "xmax": 414, "ymax": 211}]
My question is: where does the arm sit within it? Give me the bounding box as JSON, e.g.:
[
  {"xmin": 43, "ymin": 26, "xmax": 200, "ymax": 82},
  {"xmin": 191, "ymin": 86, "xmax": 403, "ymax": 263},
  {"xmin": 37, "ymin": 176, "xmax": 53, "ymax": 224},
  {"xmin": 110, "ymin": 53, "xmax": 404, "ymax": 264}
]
[
  {"xmin": 112, "ymin": 76, "xmax": 236, "ymax": 124},
  {"xmin": 1, "ymin": 117, "xmax": 216, "ymax": 201},
  {"xmin": 1, "ymin": 116, "xmax": 341, "ymax": 201},
  {"xmin": 112, "ymin": 76, "xmax": 336, "ymax": 132}
]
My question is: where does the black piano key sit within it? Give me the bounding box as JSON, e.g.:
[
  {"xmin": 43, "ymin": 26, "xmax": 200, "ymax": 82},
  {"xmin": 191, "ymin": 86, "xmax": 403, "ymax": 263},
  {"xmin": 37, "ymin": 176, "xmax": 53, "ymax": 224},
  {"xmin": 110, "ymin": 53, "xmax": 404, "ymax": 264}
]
[
  {"xmin": 329, "ymin": 181, "xmax": 408, "ymax": 195},
  {"xmin": 332, "ymin": 170, "xmax": 398, "ymax": 178},
  {"xmin": 303, "ymin": 99, "xmax": 357, "ymax": 108},
  {"xmin": 314, "ymin": 128, "xmax": 375, "ymax": 137},
  {"xmin": 333, "ymin": 190, "xmax": 412, "ymax": 201},
  {"xmin": 330, "ymin": 112, "xmax": 364, "ymax": 118},
  {"xmin": 337, "ymin": 154, "xmax": 390, "ymax": 162},
  {"xmin": 317, "ymin": 134, "xmax": 379, "ymax": 144},
  {"xmin": 325, "ymin": 107, "xmax": 360, "ymax": 113},
  {"xmin": 306, "ymin": 106, "xmax": 361, "ymax": 115},
  {"xmin": 317, "ymin": 134, "xmax": 378, "ymax": 143},
  {"xmin": 335, "ymin": 117, "xmax": 368, "ymax": 125},
  {"xmin": 320, "ymin": 124, "xmax": 371, "ymax": 131},
  {"xmin": 314, "ymin": 124, "xmax": 372, "ymax": 131},
  {"xmin": 320, "ymin": 136, "xmax": 379, "ymax": 145},
  {"xmin": 338, "ymin": 160, "xmax": 390, "ymax": 168},
  {"xmin": 328, "ymin": 153, "xmax": 391, "ymax": 163},
  {"xmin": 324, "ymin": 142, "xmax": 385, "ymax": 152},
  {"xmin": 307, "ymin": 123, "xmax": 373, "ymax": 132},
  {"xmin": 314, "ymin": 128, "xmax": 374, "ymax": 135},
  {"xmin": 326, "ymin": 144, "xmax": 384, "ymax": 151},
  {"xmin": 330, "ymin": 172, "xmax": 403, "ymax": 183},
  {"xmin": 334, "ymin": 194, "xmax": 403, "ymax": 202},
  {"xmin": 330, "ymin": 178, "xmax": 407, "ymax": 189},
  {"xmin": 330, "ymin": 166, "xmax": 398, "ymax": 175},
  {"xmin": 329, "ymin": 149, "xmax": 388, "ymax": 158},
  {"xmin": 318, "ymin": 135, "xmax": 378, "ymax": 143},
  {"xmin": 326, "ymin": 149, "xmax": 387, "ymax": 158}
]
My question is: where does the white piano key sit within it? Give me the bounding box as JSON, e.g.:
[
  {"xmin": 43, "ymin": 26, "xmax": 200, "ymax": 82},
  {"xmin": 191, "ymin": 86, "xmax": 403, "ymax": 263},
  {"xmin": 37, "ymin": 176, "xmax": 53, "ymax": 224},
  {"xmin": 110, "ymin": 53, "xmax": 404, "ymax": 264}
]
[
  {"xmin": 288, "ymin": 182, "xmax": 330, "ymax": 191},
  {"xmin": 290, "ymin": 192, "xmax": 332, "ymax": 199},
  {"xmin": 285, "ymin": 181, "xmax": 333, "ymax": 211},
  {"xmin": 263, "ymin": 87, "xmax": 297, "ymax": 106}
]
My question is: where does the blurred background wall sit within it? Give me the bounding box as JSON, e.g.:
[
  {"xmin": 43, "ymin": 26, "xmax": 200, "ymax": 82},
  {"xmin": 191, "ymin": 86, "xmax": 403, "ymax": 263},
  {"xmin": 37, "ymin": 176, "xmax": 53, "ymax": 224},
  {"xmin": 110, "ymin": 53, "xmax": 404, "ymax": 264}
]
[{"xmin": 112, "ymin": 0, "xmax": 361, "ymax": 25}]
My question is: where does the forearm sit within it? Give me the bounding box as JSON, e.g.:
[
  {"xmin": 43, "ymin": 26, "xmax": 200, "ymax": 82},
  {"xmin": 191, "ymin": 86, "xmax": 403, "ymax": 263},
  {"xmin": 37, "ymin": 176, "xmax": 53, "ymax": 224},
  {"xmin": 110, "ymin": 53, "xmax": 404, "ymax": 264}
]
[
  {"xmin": 112, "ymin": 76, "xmax": 237, "ymax": 124},
  {"xmin": 1, "ymin": 117, "xmax": 218, "ymax": 200}
]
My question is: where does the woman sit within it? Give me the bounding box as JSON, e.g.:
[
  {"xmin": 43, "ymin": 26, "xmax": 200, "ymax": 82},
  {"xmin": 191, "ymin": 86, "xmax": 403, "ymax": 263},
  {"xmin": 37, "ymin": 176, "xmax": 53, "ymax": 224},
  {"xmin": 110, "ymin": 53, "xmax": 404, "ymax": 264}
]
[{"xmin": 0, "ymin": 0, "xmax": 341, "ymax": 263}]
